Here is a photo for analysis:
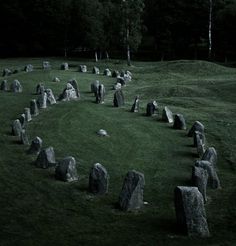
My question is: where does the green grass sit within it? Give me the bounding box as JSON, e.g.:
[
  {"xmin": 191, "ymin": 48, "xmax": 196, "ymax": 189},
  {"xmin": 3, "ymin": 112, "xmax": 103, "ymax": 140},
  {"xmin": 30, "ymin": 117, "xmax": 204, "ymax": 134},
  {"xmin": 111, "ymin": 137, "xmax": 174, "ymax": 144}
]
[{"xmin": 0, "ymin": 58, "xmax": 236, "ymax": 246}]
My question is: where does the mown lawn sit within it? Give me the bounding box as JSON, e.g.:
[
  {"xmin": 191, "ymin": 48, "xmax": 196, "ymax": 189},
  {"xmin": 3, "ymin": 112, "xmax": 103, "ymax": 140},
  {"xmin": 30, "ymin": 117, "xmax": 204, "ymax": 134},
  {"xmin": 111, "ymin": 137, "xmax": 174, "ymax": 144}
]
[{"xmin": 0, "ymin": 58, "xmax": 235, "ymax": 246}]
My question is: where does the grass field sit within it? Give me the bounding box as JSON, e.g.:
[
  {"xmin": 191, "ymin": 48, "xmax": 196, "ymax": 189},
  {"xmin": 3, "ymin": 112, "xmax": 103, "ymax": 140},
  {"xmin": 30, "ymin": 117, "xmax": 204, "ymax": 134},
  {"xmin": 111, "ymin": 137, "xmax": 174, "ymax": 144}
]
[{"xmin": 0, "ymin": 58, "xmax": 236, "ymax": 246}]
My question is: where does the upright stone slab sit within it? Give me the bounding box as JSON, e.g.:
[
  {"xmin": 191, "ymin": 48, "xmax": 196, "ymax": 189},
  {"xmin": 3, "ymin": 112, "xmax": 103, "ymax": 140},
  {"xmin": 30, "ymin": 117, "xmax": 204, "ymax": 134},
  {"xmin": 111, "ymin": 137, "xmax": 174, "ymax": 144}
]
[
  {"xmin": 119, "ymin": 170, "xmax": 145, "ymax": 211},
  {"xmin": 91, "ymin": 80, "xmax": 100, "ymax": 95},
  {"xmin": 30, "ymin": 99, "xmax": 39, "ymax": 116},
  {"xmin": 79, "ymin": 65, "xmax": 87, "ymax": 73},
  {"xmin": 174, "ymin": 186, "xmax": 210, "ymax": 237},
  {"xmin": 2, "ymin": 68, "xmax": 12, "ymax": 77},
  {"xmin": 19, "ymin": 113, "xmax": 26, "ymax": 129},
  {"xmin": 201, "ymin": 147, "xmax": 217, "ymax": 167},
  {"xmin": 55, "ymin": 156, "xmax": 78, "ymax": 182},
  {"xmin": 89, "ymin": 163, "xmax": 109, "ymax": 195},
  {"xmin": 194, "ymin": 131, "xmax": 206, "ymax": 158},
  {"xmin": 24, "ymin": 108, "xmax": 32, "ymax": 122},
  {"xmin": 173, "ymin": 114, "xmax": 186, "ymax": 130},
  {"xmin": 92, "ymin": 66, "xmax": 100, "ymax": 74},
  {"xmin": 146, "ymin": 101, "xmax": 158, "ymax": 116},
  {"xmin": 131, "ymin": 96, "xmax": 140, "ymax": 112},
  {"xmin": 192, "ymin": 166, "xmax": 208, "ymax": 203},
  {"xmin": 162, "ymin": 106, "xmax": 174, "ymax": 123},
  {"xmin": 10, "ymin": 79, "xmax": 22, "ymax": 93},
  {"xmin": 24, "ymin": 64, "xmax": 33, "ymax": 72},
  {"xmin": 12, "ymin": 119, "xmax": 22, "ymax": 136},
  {"xmin": 43, "ymin": 61, "xmax": 51, "ymax": 70},
  {"xmin": 188, "ymin": 121, "xmax": 205, "ymax": 137},
  {"xmin": 20, "ymin": 129, "xmax": 29, "ymax": 145},
  {"xmin": 195, "ymin": 160, "xmax": 221, "ymax": 189},
  {"xmin": 1, "ymin": 80, "xmax": 8, "ymax": 91},
  {"xmin": 104, "ymin": 68, "xmax": 111, "ymax": 76},
  {"xmin": 37, "ymin": 92, "xmax": 47, "ymax": 109},
  {"xmin": 36, "ymin": 83, "xmax": 45, "ymax": 95},
  {"xmin": 112, "ymin": 70, "xmax": 119, "ymax": 78},
  {"xmin": 61, "ymin": 62, "xmax": 69, "ymax": 70},
  {"xmin": 35, "ymin": 147, "xmax": 56, "ymax": 169},
  {"xmin": 113, "ymin": 90, "xmax": 124, "ymax": 107},
  {"xmin": 96, "ymin": 84, "xmax": 105, "ymax": 104},
  {"xmin": 68, "ymin": 79, "xmax": 80, "ymax": 97},
  {"xmin": 113, "ymin": 82, "xmax": 122, "ymax": 90},
  {"xmin": 28, "ymin": 136, "xmax": 42, "ymax": 154},
  {"xmin": 59, "ymin": 83, "xmax": 78, "ymax": 101},
  {"xmin": 46, "ymin": 89, "xmax": 57, "ymax": 105},
  {"xmin": 117, "ymin": 76, "xmax": 125, "ymax": 86}
]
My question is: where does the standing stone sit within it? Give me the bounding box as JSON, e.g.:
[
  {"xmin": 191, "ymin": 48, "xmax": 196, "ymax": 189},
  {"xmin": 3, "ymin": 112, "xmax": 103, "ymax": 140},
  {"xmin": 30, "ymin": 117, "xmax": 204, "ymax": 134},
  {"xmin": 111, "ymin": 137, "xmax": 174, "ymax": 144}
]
[
  {"xmin": 173, "ymin": 114, "xmax": 186, "ymax": 130},
  {"xmin": 201, "ymin": 147, "xmax": 217, "ymax": 168},
  {"xmin": 68, "ymin": 79, "xmax": 80, "ymax": 97},
  {"xmin": 12, "ymin": 119, "xmax": 22, "ymax": 136},
  {"xmin": 79, "ymin": 65, "xmax": 87, "ymax": 73},
  {"xmin": 30, "ymin": 99, "xmax": 39, "ymax": 116},
  {"xmin": 53, "ymin": 77, "xmax": 60, "ymax": 82},
  {"xmin": 0, "ymin": 80, "xmax": 8, "ymax": 91},
  {"xmin": 113, "ymin": 82, "xmax": 122, "ymax": 90},
  {"xmin": 37, "ymin": 92, "xmax": 47, "ymax": 109},
  {"xmin": 117, "ymin": 76, "xmax": 125, "ymax": 86},
  {"xmin": 131, "ymin": 96, "xmax": 140, "ymax": 112},
  {"xmin": 89, "ymin": 163, "xmax": 109, "ymax": 195},
  {"xmin": 35, "ymin": 147, "xmax": 56, "ymax": 169},
  {"xmin": 24, "ymin": 108, "xmax": 32, "ymax": 122},
  {"xmin": 195, "ymin": 160, "xmax": 221, "ymax": 189},
  {"xmin": 20, "ymin": 129, "xmax": 29, "ymax": 145},
  {"xmin": 24, "ymin": 64, "xmax": 33, "ymax": 72},
  {"xmin": 43, "ymin": 61, "xmax": 51, "ymax": 70},
  {"xmin": 118, "ymin": 170, "xmax": 145, "ymax": 211},
  {"xmin": 91, "ymin": 80, "xmax": 100, "ymax": 95},
  {"xmin": 162, "ymin": 106, "xmax": 174, "ymax": 123},
  {"xmin": 104, "ymin": 68, "xmax": 111, "ymax": 76},
  {"xmin": 55, "ymin": 156, "xmax": 78, "ymax": 182},
  {"xmin": 96, "ymin": 84, "xmax": 105, "ymax": 104},
  {"xmin": 92, "ymin": 66, "xmax": 100, "ymax": 74},
  {"xmin": 59, "ymin": 83, "xmax": 78, "ymax": 101},
  {"xmin": 19, "ymin": 113, "xmax": 26, "ymax": 129},
  {"xmin": 46, "ymin": 89, "xmax": 57, "ymax": 105},
  {"xmin": 36, "ymin": 83, "xmax": 45, "ymax": 95},
  {"xmin": 2, "ymin": 68, "xmax": 12, "ymax": 77},
  {"xmin": 146, "ymin": 100, "xmax": 158, "ymax": 116},
  {"xmin": 192, "ymin": 166, "xmax": 208, "ymax": 203},
  {"xmin": 188, "ymin": 121, "xmax": 205, "ymax": 137},
  {"xmin": 194, "ymin": 131, "xmax": 206, "ymax": 158},
  {"xmin": 28, "ymin": 136, "xmax": 42, "ymax": 154},
  {"xmin": 10, "ymin": 80, "xmax": 22, "ymax": 93},
  {"xmin": 113, "ymin": 90, "xmax": 125, "ymax": 107},
  {"xmin": 174, "ymin": 186, "xmax": 210, "ymax": 237},
  {"xmin": 61, "ymin": 62, "xmax": 69, "ymax": 70},
  {"xmin": 112, "ymin": 70, "xmax": 119, "ymax": 78}
]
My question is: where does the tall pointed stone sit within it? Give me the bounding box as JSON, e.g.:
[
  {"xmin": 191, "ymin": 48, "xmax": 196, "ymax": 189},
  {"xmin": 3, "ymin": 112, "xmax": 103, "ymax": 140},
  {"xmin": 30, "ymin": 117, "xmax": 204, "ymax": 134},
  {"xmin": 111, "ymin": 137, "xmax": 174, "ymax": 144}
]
[
  {"xmin": 30, "ymin": 99, "xmax": 39, "ymax": 116},
  {"xmin": 35, "ymin": 147, "xmax": 56, "ymax": 169}
]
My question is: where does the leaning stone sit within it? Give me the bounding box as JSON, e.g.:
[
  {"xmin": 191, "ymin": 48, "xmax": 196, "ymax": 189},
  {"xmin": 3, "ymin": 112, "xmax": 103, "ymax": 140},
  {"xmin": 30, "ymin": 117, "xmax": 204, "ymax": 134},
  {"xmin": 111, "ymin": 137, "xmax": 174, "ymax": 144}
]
[
  {"xmin": 2, "ymin": 68, "xmax": 12, "ymax": 77},
  {"xmin": 37, "ymin": 92, "xmax": 47, "ymax": 109},
  {"xmin": 79, "ymin": 65, "xmax": 87, "ymax": 73},
  {"xmin": 131, "ymin": 96, "xmax": 140, "ymax": 112},
  {"xmin": 0, "ymin": 80, "xmax": 8, "ymax": 91},
  {"xmin": 188, "ymin": 121, "xmax": 205, "ymax": 137},
  {"xmin": 24, "ymin": 108, "xmax": 32, "ymax": 122},
  {"xmin": 89, "ymin": 163, "xmax": 109, "ymax": 195},
  {"xmin": 201, "ymin": 147, "xmax": 217, "ymax": 168},
  {"xmin": 92, "ymin": 66, "xmax": 100, "ymax": 74},
  {"xmin": 118, "ymin": 170, "xmax": 145, "ymax": 211},
  {"xmin": 42, "ymin": 61, "xmax": 51, "ymax": 70},
  {"xmin": 104, "ymin": 68, "xmax": 111, "ymax": 76},
  {"xmin": 53, "ymin": 77, "xmax": 60, "ymax": 82},
  {"xmin": 20, "ymin": 129, "xmax": 29, "ymax": 145},
  {"xmin": 174, "ymin": 186, "xmax": 210, "ymax": 237},
  {"xmin": 112, "ymin": 70, "xmax": 119, "ymax": 78},
  {"xmin": 30, "ymin": 99, "xmax": 39, "ymax": 116},
  {"xmin": 91, "ymin": 80, "xmax": 100, "ymax": 95},
  {"xmin": 195, "ymin": 160, "xmax": 221, "ymax": 189},
  {"xmin": 59, "ymin": 83, "xmax": 78, "ymax": 101},
  {"xmin": 113, "ymin": 82, "xmax": 122, "ymax": 90},
  {"xmin": 55, "ymin": 156, "xmax": 78, "ymax": 182},
  {"xmin": 97, "ymin": 129, "xmax": 109, "ymax": 137},
  {"xmin": 36, "ymin": 83, "xmax": 45, "ymax": 95},
  {"xmin": 96, "ymin": 84, "xmax": 105, "ymax": 104},
  {"xmin": 46, "ymin": 89, "xmax": 57, "ymax": 105},
  {"xmin": 173, "ymin": 114, "xmax": 186, "ymax": 130},
  {"xmin": 68, "ymin": 79, "xmax": 80, "ymax": 97},
  {"xmin": 24, "ymin": 64, "xmax": 33, "ymax": 72},
  {"xmin": 10, "ymin": 79, "xmax": 23, "ymax": 93},
  {"xmin": 162, "ymin": 106, "xmax": 174, "ymax": 123},
  {"xmin": 19, "ymin": 113, "xmax": 26, "ymax": 129},
  {"xmin": 35, "ymin": 147, "xmax": 56, "ymax": 169},
  {"xmin": 113, "ymin": 90, "xmax": 125, "ymax": 107},
  {"xmin": 28, "ymin": 136, "xmax": 42, "ymax": 154},
  {"xmin": 146, "ymin": 100, "xmax": 158, "ymax": 116},
  {"xmin": 61, "ymin": 62, "xmax": 69, "ymax": 70},
  {"xmin": 12, "ymin": 119, "xmax": 22, "ymax": 136},
  {"xmin": 192, "ymin": 166, "xmax": 208, "ymax": 203}
]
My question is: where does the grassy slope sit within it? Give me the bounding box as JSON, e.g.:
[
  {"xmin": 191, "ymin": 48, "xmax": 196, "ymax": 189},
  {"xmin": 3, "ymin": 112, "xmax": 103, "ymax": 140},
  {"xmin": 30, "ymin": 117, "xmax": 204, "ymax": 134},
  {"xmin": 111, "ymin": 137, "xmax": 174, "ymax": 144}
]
[{"xmin": 0, "ymin": 58, "xmax": 235, "ymax": 246}]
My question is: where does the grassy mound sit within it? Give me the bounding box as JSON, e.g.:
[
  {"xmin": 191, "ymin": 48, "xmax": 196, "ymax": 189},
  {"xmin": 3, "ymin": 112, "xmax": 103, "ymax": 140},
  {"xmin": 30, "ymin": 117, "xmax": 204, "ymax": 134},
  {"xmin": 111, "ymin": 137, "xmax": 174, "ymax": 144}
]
[{"xmin": 0, "ymin": 59, "xmax": 236, "ymax": 246}]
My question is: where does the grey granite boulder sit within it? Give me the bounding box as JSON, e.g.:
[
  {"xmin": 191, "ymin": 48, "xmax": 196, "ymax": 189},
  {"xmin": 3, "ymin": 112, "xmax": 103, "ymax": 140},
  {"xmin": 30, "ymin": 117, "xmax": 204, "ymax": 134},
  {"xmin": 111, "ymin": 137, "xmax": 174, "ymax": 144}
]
[
  {"xmin": 113, "ymin": 90, "xmax": 124, "ymax": 107},
  {"xmin": 36, "ymin": 83, "xmax": 45, "ymax": 95},
  {"xmin": 46, "ymin": 89, "xmax": 57, "ymax": 105},
  {"xmin": 112, "ymin": 70, "xmax": 119, "ymax": 78},
  {"xmin": 68, "ymin": 79, "xmax": 80, "ymax": 97},
  {"xmin": 192, "ymin": 166, "xmax": 208, "ymax": 203},
  {"xmin": 61, "ymin": 62, "xmax": 69, "ymax": 70},
  {"xmin": 10, "ymin": 79, "xmax": 22, "ymax": 93},
  {"xmin": 35, "ymin": 147, "xmax": 56, "ymax": 169},
  {"xmin": 97, "ymin": 129, "xmax": 109, "ymax": 137},
  {"xmin": 2, "ymin": 68, "xmax": 12, "ymax": 77},
  {"xmin": 1, "ymin": 80, "xmax": 8, "ymax": 91},
  {"xmin": 174, "ymin": 186, "xmax": 210, "ymax": 237},
  {"xmin": 92, "ymin": 66, "xmax": 100, "ymax": 74},
  {"xmin": 104, "ymin": 68, "xmax": 111, "ymax": 76},
  {"xmin": 131, "ymin": 96, "xmax": 140, "ymax": 112},
  {"xmin": 19, "ymin": 113, "xmax": 26, "ymax": 129},
  {"xmin": 194, "ymin": 131, "xmax": 206, "ymax": 158},
  {"xmin": 118, "ymin": 170, "xmax": 145, "ymax": 211},
  {"xmin": 59, "ymin": 83, "xmax": 78, "ymax": 101},
  {"xmin": 28, "ymin": 136, "xmax": 42, "ymax": 154},
  {"xmin": 30, "ymin": 99, "xmax": 39, "ymax": 116},
  {"xmin": 188, "ymin": 121, "xmax": 205, "ymax": 137},
  {"xmin": 117, "ymin": 76, "xmax": 125, "ymax": 86},
  {"xmin": 173, "ymin": 114, "xmax": 186, "ymax": 130},
  {"xmin": 201, "ymin": 147, "xmax": 217, "ymax": 168},
  {"xmin": 24, "ymin": 64, "xmax": 33, "ymax": 72},
  {"xmin": 96, "ymin": 84, "xmax": 105, "ymax": 104},
  {"xmin": 195, "ymin": 160, "xmax": 221, "ymax": 189},
  {"xmin": 91, "ymin": 80, "xmax": 100, "ymax": 95},
  {"xmin": 162, "ymin": 106, "xmax": 174, "ymax": 123},
  {"xmin": 20, "ymin": 129, "xmax": 29, "ymax": 145},
  {"xmin": 42, "ymin": 61, "xmax": 51, "ymax": 70},
  {"xmin": 55, "ymin": 156, "xmax": 78, "ymax": 182},
  {"xmin": 37, "ymin": 92, "xmax": 47, "ymax": 109},
  {"xmin": 89, "ymin": 163, "xmax": 109, "ymax": 195},
  {"xmin": 53, "ymin": 77, "xmax": 60, "ymax": 82},
  {"xmin": 113, "ymin": 82, "xmax": 122, "ymax": 90},
  {"xmin": 146, "ymin": 100, "xmax": 158, "ymax": 116},
  {"xmin": 12, "ymin": 119, "xmax": 22, "ymax": 136},
  {"xmin": 79, "ymin": 65, "xmax": 87, "ymax": 72},
  {"xmin": 24, "ymin": 108, "xmax": 32, "ymax": 122}
]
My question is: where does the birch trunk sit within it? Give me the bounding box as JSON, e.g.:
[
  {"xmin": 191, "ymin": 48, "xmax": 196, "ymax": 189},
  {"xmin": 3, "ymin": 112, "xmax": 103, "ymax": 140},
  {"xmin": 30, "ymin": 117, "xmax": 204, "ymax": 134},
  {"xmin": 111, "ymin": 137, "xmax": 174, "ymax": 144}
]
[
  {"xmin": 95, "ymin": 51, "xmax": 98, "ymax": 62},
  {"xmin": 208, "ymin": 0, "xmax": 213, "ymax": 59}
]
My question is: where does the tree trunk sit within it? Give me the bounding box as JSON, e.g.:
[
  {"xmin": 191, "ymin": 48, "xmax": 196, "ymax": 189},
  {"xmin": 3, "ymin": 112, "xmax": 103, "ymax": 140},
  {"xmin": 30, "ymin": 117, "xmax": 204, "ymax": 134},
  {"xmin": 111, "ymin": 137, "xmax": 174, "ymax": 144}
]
[
  {"xmin": 208, "ymin": 0, "xmax": 213, "ymax": 60},
  {"xmin": 105, "ymin": 51, "xmax": 109, "ymax": 60},
  {"xmin": 95, "ymin": 51, "xmax": 98, "ymax": 62},
  {"xmin": 127, "ymin": 44, "xmax": 131, "ymax": 66}
]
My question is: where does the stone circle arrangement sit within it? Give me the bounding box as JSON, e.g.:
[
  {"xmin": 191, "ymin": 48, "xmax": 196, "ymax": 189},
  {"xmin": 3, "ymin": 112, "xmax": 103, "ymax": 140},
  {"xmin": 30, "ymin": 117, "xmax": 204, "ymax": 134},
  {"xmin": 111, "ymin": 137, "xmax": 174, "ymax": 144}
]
[{"xmin": 2, "ymin": 61, "xmax": 221, "ymax": 238}]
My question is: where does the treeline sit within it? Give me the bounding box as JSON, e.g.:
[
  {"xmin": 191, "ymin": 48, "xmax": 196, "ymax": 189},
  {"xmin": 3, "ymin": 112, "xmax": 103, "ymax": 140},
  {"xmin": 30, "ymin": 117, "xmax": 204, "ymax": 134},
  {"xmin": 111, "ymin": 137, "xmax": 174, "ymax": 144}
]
[{"xmin": 0, "ymin": 0, "xmax": 236, "ymax": 61}]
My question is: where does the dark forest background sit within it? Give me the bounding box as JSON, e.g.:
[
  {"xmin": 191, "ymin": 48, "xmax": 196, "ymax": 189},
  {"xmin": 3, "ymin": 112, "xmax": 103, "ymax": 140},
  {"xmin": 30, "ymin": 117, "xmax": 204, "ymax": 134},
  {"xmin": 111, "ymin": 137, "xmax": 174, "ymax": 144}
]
[{"xmin": 0, "ymin": 0, "xmax": 236, "ymax": 61}]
